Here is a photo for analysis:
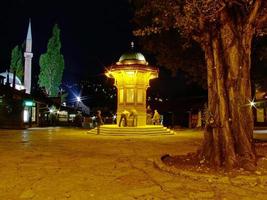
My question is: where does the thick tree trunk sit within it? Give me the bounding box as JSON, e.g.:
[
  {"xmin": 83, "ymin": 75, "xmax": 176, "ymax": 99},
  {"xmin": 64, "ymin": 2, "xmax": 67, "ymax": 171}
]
[{"xmin": 200, "ymin": 12, "xmax": 256, "ymax": 170}]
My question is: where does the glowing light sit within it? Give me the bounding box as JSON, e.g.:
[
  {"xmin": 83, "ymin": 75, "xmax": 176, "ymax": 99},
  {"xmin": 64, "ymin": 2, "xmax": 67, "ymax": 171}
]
[
  {"xmin": 49, "ymin": 106, "xmax": 57, "ymax": 113},
  {"xmin": 105, "ymin": 71, "xmax": 111, "ymax": 77},
  {"xmin": 126, "ymin": 71, "xmax": 135, "ymax": 76},
  {"xmin": 69, "ymin": 114, "xmax": 76, "ymax": 118},
  {"xmin": 15, "ymin": 84, "xmax": 25, "ymax": 90},
  {"xmin": 105, "ymin": 55, "xmax": 158, "ymax": 126},
  {"xmin": 24, "ymin": 100, "xmax": 34, "ymax": 107},
  {"xmin": 249, "ymin": 99, "xmax": 256, "ymax": 108},
  {"xmin": 131, "ymin": 41, "xmax": 134, "ymax": 49},
  {"xmin": 23, "ymin": 110, "xmax": 29, "ymax": 122},
  {"xmin": 76, "ymin": 96, "xmax": 81, "ymax": 102},
  {"xmin": 57, "ymin": 110, "xmax": 68, "ymax": 115},
  {"xmin": 250, "ymin": 101, "xmax": 255, "ymax": 107}
]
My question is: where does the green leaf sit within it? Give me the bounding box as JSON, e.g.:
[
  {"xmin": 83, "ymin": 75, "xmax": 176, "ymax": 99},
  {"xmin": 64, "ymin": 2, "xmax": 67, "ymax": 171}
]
[{"xmin": 10, "ymin": 45, "xmax": 23, "ymax": 81}]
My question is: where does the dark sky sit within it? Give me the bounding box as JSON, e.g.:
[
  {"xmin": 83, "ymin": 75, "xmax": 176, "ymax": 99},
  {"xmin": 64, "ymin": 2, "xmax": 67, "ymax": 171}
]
[
  {"xmin": 0, "ymin": 0, "xmax": 206, "ymax": 99},
  {"xmin": 0, "ymin": 0, "xmax": 134, "ymax": 83}
]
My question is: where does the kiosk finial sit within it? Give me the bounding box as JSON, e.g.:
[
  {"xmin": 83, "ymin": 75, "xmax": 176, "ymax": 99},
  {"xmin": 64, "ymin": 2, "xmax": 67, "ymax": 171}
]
[{"xmin": 130, "ymin": 41, "xmax": 134, "ymax": 49}]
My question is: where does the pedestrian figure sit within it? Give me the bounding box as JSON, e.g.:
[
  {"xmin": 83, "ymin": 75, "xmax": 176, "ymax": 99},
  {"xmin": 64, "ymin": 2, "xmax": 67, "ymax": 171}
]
[
  {"xmin": 152, "ymin": 109, "xmax": 160, "ymax": 125},
  {"xmin": 146, "ymin": 105, "xmax": 153, "ymax": 125},
  {"xmin": 129, "ymin": 109, "xmax": 138, "ymax": 127},
  {"xmin": 119, "ymin": 110, "xmax": 129, "ymax": 127},
  {"xmin": 96, "ymin": 110, "xmax": 104, "ymax": 134}
]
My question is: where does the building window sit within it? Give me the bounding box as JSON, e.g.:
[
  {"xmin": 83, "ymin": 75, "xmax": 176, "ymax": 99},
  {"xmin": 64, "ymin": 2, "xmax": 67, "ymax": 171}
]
[
  {"xmin": 137, "ymin": 89, "xmax": 143, "ymax": 103},
  {"xmin": 23, "ymin": 109, "xmax": 29, "ymax": 123},
  {"xmin": 119, "ymin": 89, "xmax": 124, "ymax": 103},
  {"xmin": 126, "ymin": 88, "xmax": 134, "ymax": 103},
  {"xmin": 31, "ymin": 107, "xmax": 36, "ymax": 122},
  {"xmin": 256, "ymin": 108, "xmax": 265, "ymax": 122}
]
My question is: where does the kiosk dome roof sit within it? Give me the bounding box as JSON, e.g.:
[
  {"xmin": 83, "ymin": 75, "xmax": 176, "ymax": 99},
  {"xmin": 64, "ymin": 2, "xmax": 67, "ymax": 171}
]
[
  {"xmin": 117, "ymin": 52, "xmax": 148, "ymax": 65},
  {"xmin": 119, "ymin": 52, "xmax": 146, "ymax": 62}
]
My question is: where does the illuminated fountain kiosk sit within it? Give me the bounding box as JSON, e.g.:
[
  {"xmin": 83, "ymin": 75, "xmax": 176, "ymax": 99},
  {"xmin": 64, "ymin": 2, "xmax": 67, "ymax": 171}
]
[
  {"xmin": 106, "ymin": 51, "xmax": 157, "ymax": 127},
  {"xmin": 88, "ymin": 50, "xmax": 174, "ymax": 135}
]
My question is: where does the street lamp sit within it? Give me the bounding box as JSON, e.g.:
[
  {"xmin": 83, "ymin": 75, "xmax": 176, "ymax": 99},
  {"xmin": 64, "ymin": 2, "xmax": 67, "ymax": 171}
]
[
  {"xmin": 76, "ymin": 96, "xmax": 82, "ymax": 111},
  {"xmin": 249, "ymin": 99, "xmax": 256, "ymax": 108}
]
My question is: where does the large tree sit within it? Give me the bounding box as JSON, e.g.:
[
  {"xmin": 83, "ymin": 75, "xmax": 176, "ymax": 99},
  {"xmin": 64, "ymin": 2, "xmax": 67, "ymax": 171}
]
[
  {"xmin": 39, "ymin": 24, "xmax": 65, "ymax": 97},
  {"xmin": 134, "ymin": 0, "xmax": 267, "ymax": 170},
  {"xmin": 10, "ymin": 45, "xmax": 23, "ymax": 81}
]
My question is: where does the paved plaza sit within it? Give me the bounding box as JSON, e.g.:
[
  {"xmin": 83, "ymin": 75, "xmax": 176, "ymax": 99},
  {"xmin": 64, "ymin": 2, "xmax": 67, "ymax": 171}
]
[{"xmin": 0, "ymin": 128, "xmax": 267, "ymax": 199}]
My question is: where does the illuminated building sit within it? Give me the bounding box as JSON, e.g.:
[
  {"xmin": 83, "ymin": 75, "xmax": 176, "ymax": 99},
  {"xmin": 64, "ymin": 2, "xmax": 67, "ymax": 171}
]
[
  {"xmin": 24, "ymin": 20, "xmax": 33, "ymax": 94},
  {"xmin": 0, "ymin": 72, "xmax": 25, "ymax": 90},
  {"xmin": 106, "ymin": 50, "xmax": 158, "ymax": 126}
]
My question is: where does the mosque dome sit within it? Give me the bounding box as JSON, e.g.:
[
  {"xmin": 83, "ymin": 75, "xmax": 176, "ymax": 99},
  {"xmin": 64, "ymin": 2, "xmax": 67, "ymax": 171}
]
[
  {"xmin": 117, "ymin": 52, "xmax": 148, "ymax": 65},
  {"xmin": 0, "ymin": 72, "xmax": 24, "ymax": 90},
  {"xmin": 0, "ymin": 72, "xmax": 22, "ymax": 85}
]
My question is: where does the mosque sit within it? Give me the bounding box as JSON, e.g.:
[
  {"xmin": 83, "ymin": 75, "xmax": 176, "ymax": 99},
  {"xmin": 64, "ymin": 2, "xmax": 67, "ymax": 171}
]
[
  {"xmin": 0, "ymin": 21, "xmax": 35, "ymax": 128},
  {"xmin": 0, "ymin": 72, "xmax": 25, "ymax": 91},
  {"xmin": 0, "ymin": 21, "xmax": 84, "ymax": 128},
  {"xmin": 0, "ymin": 21, "xmax": 33, "ymax": 94}
]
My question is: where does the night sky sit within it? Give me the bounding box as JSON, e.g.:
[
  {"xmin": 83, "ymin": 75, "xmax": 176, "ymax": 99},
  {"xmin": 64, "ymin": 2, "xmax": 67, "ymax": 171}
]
[
  {"xmin": 0, "ymin": 0, "xmax": 134, "ymax": 82},
  {"xmin": 0, "ymin": 0, "xmax": 206, "ymax": 101}
]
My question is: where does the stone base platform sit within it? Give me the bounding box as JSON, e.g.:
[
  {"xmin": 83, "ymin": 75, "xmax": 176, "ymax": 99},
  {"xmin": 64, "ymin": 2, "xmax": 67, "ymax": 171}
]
[{"xmin": 87, "ymin": 125, "xmax": 175, "ymax": 136}]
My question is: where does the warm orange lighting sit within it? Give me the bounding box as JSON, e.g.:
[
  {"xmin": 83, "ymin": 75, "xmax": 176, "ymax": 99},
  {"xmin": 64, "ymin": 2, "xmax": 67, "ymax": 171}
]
[
  {"xmin": 105, "ymin": 71, "xmax": 111, "ymax": 78},
  {"xmin": 126, "ymin": 71, "xmax": 135, "ymax": 76},
  {"xmin": 106, "ymin": 52, "xmax": 158, "ymax": 126}
]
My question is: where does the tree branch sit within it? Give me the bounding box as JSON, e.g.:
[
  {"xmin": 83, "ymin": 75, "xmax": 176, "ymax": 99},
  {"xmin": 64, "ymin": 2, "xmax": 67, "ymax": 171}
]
[
  {"xmin": 256, "ymin": 14, "xmax": 267, "ymax": 29},
  {"xmin": 246, "ymin": 0, "xmax": 261, "ymax": 25}
]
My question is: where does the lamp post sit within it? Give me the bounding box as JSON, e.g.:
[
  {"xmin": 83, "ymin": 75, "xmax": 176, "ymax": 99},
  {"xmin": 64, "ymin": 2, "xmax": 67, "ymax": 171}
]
[{"xmin": 76, "ymin": 96, "xmax": 81, "ymax": 109}]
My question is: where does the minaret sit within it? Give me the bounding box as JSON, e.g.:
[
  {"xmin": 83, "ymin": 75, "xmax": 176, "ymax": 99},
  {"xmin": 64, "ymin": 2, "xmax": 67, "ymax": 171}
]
[{"xmin": 24, "ymin": 20, "xmax": 33, "ymax": 94}]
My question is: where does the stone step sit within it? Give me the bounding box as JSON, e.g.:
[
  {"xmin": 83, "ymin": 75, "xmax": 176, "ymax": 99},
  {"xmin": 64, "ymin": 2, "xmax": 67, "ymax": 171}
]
[{"xmin": 87, "ymin": 125, "xmax": 174, "ymax": 136}]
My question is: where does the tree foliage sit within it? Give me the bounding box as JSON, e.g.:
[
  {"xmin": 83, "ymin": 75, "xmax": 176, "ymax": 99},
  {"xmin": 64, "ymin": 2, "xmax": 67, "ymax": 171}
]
[
  {"xmin": 136, "ymin": 30, "xmax": 206, "ymax": 87},
  {"xmin": 134, "ymin": 0, "xmax": 267, "ymax": 170},
  {"xmin": 134, "ymin": 0, "xmax": 267, "ymax": 89},
  {"xmin": 39, "ymin": 24, "xmax": 65, "ymax": 97},
  {"xmin": 134, "ymin": 0, "xmax": 267, "ymax": 40},
  {"xmin": 10, "ymin": 45, "xmax": 23, "ymax": 81}
]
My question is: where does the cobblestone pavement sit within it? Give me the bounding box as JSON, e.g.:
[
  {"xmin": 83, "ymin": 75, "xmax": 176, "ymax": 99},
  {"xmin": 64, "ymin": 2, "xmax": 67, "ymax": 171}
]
[{"xmin": 0, "ymin": 127, "xmax": 266, "ymax": 200}]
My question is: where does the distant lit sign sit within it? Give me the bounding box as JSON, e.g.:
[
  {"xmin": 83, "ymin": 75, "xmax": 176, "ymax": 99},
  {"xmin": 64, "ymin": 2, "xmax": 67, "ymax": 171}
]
[
  {"xmin": 24, "ymin": 100, "xmax": 35, "ymax": 107},
  {"xmin": 69, "ymin": 114, "xmax": 76, "ymax": 118}
]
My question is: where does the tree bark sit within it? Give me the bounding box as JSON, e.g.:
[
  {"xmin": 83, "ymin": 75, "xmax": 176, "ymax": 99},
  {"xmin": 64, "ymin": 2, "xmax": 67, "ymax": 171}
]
[{"xmin": 200, "ymin": 11, "xmax": 256, "ymax": 170}]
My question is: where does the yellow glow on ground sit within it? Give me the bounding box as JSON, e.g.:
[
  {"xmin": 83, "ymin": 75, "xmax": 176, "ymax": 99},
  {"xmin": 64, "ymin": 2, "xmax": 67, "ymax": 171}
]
[{"xmin": 1, "ymin": 128, "xmax": 266, "ymax": 199}]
